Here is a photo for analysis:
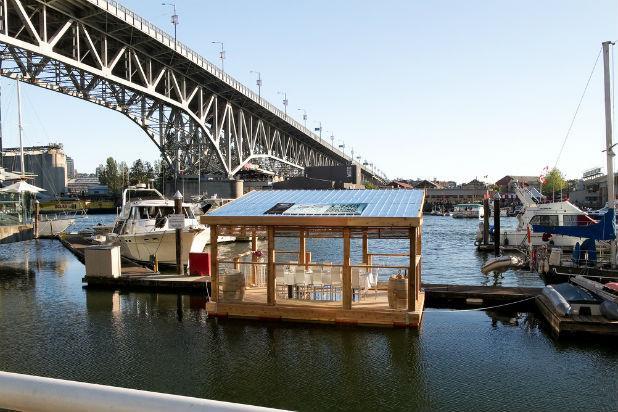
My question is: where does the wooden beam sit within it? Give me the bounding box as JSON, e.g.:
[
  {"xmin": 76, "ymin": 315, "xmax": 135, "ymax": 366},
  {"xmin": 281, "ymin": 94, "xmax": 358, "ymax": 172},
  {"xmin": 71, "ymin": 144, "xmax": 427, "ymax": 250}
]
[
  {"xmin": 362, "ymin": 230, "xmax": 368, "ymax": 264},
  {"xmin": 408, "ymin": 227, "xmax": 417, "ymax": 312},
  {"xmin": 251, "ymin": 229, "xmax": 257, "ymax": 285},
  {"xmin": 267, "ymin": 227, "xmax": 276, "ymax": 305},
  {"xmin": 299, "ymin": 229, "xmax": 306, "ymax": 265},
  {"xmin": 210, "ymin": 225, "xmax": 219, "ymax": 302},
  {"xmin": 342, "ymin": 228, "xmax": 352, "ymax": 310}
]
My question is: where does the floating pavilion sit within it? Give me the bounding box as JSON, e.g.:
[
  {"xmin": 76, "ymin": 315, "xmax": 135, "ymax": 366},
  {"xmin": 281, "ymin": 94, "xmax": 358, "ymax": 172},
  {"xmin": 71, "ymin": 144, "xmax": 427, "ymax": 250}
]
[{"xmin": 201, "ymin": 189, "xmax": 425, "ymax": 327}]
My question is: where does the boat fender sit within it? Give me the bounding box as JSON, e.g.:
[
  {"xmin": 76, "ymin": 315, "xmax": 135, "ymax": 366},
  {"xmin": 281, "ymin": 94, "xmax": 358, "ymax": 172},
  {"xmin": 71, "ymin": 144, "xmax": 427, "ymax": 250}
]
[
  {"xmin": 543, "ymin": 259, "xmax": 550, "ymax": 274},
  {"xmin": 542, "ymin": 285, "xmax": 572, "ymax": 316},
  {"xmin": 600, "ymin": 301, "xmax": 618, "ymax": 320},
  {"xmin": 503, "ymin": 236, "xmax": 509, "ymax": 246},
  {"xmin": 474, "ymin": 240, "xmax": 480, "ymax": 247}
]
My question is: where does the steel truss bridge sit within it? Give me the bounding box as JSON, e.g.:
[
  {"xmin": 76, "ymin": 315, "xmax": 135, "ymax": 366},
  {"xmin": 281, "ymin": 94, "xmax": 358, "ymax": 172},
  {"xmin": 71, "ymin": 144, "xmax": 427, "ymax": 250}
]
[{"xmin": 0, "ymin": 0, "xmax": 386, "ymax": 183}]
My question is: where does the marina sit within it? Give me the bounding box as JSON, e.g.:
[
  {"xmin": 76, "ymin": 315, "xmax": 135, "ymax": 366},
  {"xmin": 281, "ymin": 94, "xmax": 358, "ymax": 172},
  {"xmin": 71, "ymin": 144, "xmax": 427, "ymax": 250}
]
[
  {"xmin": 0, "ymin": 0, "xmax": 617, "ymax": 410},
  {"xmin": 1, "ymin": 217, "xmax": 616, "ymax": 411}
]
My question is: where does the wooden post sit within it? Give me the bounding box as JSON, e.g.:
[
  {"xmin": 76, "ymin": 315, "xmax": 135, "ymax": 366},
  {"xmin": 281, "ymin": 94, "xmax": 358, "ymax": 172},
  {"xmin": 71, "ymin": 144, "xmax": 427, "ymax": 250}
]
[
  {"xmin": 417, "ymin": 228, "xmax": 422, "ymax": 300},
  {"xmin": 493, "ymin": 193, "xmax": 501, "ymax": 257},
  {"xmin": 305, "ymin": 251, "xmax": 311, "ymax": 270},
  {"xmin": 174, "ymin": 191, "xmax": 183, "ymax": 275},
  {"xmin": 362, "ymin": 230, "xmax": 368, "ymax": 265},
  {"xmin": 483, "ymin": 197, "xmax": 490, "ymax": 245},
  {"xmin": 408, "ymin": 227, "xmax": 417, "ymax": 312},
  {"xmin": 33, "ymin": 200, "xmax": 39, "ymax": 239},
  {"xmin": 267, "ymin": 226, "xmax": 275, "ymax": 305},
  {"xmin": 210, "ymin": 225, "xmax": 218, "ymax": 302},
  {"xmin": 251, "ymin": 229, "xmax": 257, "ymax": 285},
  {"xmin": 299, "ymin": 229, "xmax": 306, "ymax": 265},
  {"xmin": 342, "ymin": 228, "xmax": 352, "ymax": 310}
]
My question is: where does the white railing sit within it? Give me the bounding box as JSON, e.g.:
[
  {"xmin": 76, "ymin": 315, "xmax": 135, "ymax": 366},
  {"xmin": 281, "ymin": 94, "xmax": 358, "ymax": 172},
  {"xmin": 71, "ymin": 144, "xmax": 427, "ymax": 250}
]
[
  {"xmin": 82, "ymin": 0, "xmax": 386, "ymax": 181},
  {"xmin": 0, "ymin": 371, "xmax": 285, "ymax": 412}
]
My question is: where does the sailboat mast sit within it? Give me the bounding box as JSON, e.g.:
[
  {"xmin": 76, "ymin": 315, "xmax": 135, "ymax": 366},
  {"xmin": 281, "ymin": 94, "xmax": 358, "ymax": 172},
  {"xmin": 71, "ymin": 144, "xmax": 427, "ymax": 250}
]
[
  {"xmin": 16, "ymin": 79, "xmax": 24, "ymax": 179},
  {"xmin": 602, "ymin": 41, "xmax": 616, "ymax": 267}
]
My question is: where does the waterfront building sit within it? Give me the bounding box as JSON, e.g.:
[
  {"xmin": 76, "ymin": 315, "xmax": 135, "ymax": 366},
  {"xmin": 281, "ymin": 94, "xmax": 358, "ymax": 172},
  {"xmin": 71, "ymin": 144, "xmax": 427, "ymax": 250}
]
[
  {"xmin": 66, "ymin": 157, "xmax": 76, "ymax": 179},
  {"xmin": 1, "ymin": 144, "xmax": 68, "ymax": 195},
  {"xmin": 569, "ymin": 169, "xmax": 614, "ymax": 209},
  {"xmin": 67, "ymin": 175, "xmax": 109, "ymax": 196}
]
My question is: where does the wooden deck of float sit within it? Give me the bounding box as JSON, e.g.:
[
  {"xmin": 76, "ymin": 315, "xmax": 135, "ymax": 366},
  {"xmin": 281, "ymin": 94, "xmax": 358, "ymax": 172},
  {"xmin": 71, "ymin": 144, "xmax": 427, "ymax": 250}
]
[
  {"xmin": 535, "ymin": 295, "xmax": 618, "ymax": 337},
  {"xmin": 59, "ymin": 234, "xmax": 210, "ymax": 294},
  {"xmin": 207, "ymin": 288, "xmax": 424, "ymax": 328},
  {"xmin": 424, "ymin": 284, "xmax": 541, "ymax": 309}
]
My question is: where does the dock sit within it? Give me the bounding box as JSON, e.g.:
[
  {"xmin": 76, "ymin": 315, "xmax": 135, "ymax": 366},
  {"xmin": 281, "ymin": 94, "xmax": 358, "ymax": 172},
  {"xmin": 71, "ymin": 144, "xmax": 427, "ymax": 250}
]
[
  {"xmin": 423, "ymin": 284, "xmax": 541, "ymax": 309},
  {"xmin": 60, "ymin": 234, "xmax": 210, "ymax": 294},
  {"xmin": 536, "ymin": 295, "xmax": 618, "ymax": 337}
]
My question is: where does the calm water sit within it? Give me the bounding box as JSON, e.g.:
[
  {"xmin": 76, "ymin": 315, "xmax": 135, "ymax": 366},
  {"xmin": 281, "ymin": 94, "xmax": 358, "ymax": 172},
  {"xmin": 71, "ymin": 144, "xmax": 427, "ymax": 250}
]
[{"xmin": 0, "ymin": 215, "xmax": 616, "ymax": 411}]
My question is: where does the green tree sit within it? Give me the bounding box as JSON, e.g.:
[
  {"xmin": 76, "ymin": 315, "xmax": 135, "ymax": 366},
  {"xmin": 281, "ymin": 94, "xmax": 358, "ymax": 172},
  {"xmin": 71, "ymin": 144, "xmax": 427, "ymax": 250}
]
[
  {"xmin": 129, "ymin": 159, "xmax": 146, "ymax": 185},
  {"xmin": 542, "ymin": 168, "xmax": 567, "ymax": 196},
  {"xmin": 98, "ymin": 157, "xmax": 121, "ymax": 194}
]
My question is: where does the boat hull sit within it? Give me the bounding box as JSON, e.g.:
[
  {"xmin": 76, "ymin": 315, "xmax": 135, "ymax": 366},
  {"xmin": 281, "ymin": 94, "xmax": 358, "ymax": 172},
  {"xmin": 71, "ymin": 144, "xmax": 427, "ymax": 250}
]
[
  {"xmin": 115, "ymin": 228, "xmax": 210, "ymax": 265},
  {"xmin": 37, "ymin": 218, "xmax": 75, "ymax": 236}
]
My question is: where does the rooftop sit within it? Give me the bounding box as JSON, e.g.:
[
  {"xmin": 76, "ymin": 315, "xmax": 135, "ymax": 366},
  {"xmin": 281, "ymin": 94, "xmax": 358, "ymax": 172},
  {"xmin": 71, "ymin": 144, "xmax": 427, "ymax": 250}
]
[{"xmin": 203, "ymin": 189, "xmax": 424, "ymax": 227}]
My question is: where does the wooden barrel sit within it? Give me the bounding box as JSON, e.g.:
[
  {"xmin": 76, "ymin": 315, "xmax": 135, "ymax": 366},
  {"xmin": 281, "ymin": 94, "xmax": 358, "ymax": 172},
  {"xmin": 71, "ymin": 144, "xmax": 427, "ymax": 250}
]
[
  {"xmin": 387, "ymin": 277, "xmax": 407, "ymax": 309},
  {"xmin": 220, "ymin": 271, "xmax": 245, "ymax": 302}
]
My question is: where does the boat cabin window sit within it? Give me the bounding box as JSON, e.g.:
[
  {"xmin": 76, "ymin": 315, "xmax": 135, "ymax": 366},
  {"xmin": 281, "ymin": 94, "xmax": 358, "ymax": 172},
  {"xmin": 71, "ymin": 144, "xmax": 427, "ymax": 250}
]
[
  {"xmin": 129, "ymin": 206, "xmax": 195, "ymax": 220},
  {"xmin": 530, "ymin": 215, "xmax": 559, "ymax": 226}
]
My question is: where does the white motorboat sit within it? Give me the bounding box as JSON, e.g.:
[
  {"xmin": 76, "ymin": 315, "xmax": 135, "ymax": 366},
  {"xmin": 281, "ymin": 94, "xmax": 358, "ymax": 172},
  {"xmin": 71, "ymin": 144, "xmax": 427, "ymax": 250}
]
[
  {"xmin": 106, "ymin": 186, "xmax": 233, "ymax": 265},
  {"xmin": 452, "ymin": 203, "xmax": 484, "ymax": 219},
  {"xmin": 476, "ymin": 184, "xmax": 596, "ymax": 249}
]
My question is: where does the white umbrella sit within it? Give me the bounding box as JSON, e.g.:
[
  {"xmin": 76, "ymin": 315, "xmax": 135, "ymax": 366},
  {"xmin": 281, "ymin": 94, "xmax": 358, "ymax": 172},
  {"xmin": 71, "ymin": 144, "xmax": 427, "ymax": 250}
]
[{"xmin": 0, "ymin": 180, "xmax": 46, "ymax": 194}]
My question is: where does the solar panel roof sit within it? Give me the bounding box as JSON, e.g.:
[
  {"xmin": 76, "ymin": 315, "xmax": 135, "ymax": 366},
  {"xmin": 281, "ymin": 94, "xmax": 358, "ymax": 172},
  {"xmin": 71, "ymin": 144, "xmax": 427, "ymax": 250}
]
[{"xmin": 208, "ymin": 189, "xmax": 424, "ymax": 218}]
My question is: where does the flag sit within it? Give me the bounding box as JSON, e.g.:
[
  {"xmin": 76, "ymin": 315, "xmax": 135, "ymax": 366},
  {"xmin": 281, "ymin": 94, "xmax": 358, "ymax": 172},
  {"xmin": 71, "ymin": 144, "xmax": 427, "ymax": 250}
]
[{"xmin": 314, "ymin": 127, "xmax": 321, "ymax": 132}]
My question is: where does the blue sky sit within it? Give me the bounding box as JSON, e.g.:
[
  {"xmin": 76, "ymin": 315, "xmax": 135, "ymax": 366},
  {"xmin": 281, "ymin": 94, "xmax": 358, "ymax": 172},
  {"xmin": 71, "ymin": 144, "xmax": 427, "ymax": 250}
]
[{"xmin": 1, "ymin": 0, "xmax": 617, "ymax": 183}]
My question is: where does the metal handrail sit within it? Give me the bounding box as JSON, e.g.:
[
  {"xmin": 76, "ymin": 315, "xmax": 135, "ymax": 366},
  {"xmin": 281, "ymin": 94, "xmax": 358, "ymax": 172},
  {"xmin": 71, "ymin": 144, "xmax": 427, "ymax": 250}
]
[
  {"xmin": 0, "ymin": 370, "xmax": 284, "ymax": 412},
  {"xmin": 84, "ymin": 0, "xmax": 386, "ymax": 181}
]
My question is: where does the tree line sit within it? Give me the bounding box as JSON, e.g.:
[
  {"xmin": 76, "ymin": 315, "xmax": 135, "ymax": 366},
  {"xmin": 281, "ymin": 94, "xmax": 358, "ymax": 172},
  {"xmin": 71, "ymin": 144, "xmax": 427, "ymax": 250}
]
[{"xmin": 97, "ymin": 157, "xmax": 170, "ymax": 194}]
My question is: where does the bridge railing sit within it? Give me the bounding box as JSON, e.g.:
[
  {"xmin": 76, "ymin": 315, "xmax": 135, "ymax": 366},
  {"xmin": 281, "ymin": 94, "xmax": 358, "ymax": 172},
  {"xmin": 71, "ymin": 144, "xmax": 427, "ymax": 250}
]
[{"xmin": 86, "ymin": 0, "xmax": 386, "ymax": 181}]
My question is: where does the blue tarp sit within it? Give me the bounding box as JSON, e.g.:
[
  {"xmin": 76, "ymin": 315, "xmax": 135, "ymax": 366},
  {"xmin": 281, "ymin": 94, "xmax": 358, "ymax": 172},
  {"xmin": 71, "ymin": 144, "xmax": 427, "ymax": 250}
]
[{"xmin": 532, "ymin": 208, "xmax": 616, "ymax": 241}]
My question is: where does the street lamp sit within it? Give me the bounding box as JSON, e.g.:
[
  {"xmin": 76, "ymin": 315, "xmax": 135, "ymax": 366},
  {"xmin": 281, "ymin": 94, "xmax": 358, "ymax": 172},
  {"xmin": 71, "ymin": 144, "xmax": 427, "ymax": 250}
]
[
  {"xmin": 277, "ymin": 91, "xmax": 288, "ymax": 115},
  {"xmin": 297, "ymin": 108, "xmax": 307, "ymax": 128},
  {"xmin": 250, "ymin": 70, "xmax": 262, "ymax": 98},
  {"xmin": 211, "ymin": 41, "xmax": 225, "ymax": 71},
  {"xmin": 314, "ymin": 121, "xmax": 323, "ymax": 140},
  {"xmin": 328, "ymin": 132, "xmax": 335, "ymax": 148},
  {"xmin": 338, "ymin": 141, "xmax": 345, "ymax": 156},
  {"xmin": 161, "ymin": 3, "xmax": 178, "ymax": 47}
]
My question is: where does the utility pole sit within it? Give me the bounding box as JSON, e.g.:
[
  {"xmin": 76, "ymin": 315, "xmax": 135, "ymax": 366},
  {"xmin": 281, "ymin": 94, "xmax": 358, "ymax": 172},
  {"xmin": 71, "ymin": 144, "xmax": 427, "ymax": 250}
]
[{"xmin": 602, "ymin": 40, "xmax": 616, "ymax": 267}]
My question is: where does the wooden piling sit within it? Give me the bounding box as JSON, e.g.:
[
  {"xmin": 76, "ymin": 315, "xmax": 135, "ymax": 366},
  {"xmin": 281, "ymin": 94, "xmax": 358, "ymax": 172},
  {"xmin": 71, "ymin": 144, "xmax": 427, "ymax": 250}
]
[
  {"xmin": 493, "ymin": 193, "xmax": 501, "ymax": 256},
  {"xmin": 483, "ymin": 197, "xmax": 489, "ymax": 245}
]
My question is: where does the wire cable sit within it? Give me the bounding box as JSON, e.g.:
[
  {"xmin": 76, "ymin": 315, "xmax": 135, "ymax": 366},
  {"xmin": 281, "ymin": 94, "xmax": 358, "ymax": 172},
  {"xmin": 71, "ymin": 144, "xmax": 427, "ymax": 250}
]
[
  {"xmin": 554, "ymin": 48, "xmax": 602, "ymax": 169},
  {"xmin": 423, "ymin": 296, "xmax": 536, "ymax": 313}
]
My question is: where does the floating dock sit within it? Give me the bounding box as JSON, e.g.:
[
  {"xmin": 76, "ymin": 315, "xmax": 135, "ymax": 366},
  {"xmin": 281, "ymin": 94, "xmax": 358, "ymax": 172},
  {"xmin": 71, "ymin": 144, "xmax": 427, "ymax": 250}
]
[
  {"xmin": 60, "ymin": 234, "xmax": 209, "ymax": 294},
  {"xmin": 424, "ymin": 284, "xmax": 540, "ymax": 309},
  {"xmin": 536, "ymin": 294, "xmax": 618, "ymax": 337}
]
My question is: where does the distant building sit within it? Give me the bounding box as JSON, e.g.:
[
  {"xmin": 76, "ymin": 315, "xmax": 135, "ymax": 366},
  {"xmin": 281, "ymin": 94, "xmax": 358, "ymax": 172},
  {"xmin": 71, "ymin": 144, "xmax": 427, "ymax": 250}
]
[
  {"xmin": 569, "ymin": 171, "xmax": 614, "ymax": 209},
  {"xmin": 66, "ymin": 157, "xmax": 76, "ymax": 179},
  {"xmin": 387, "ymin": 180, "xmax": 413, "ymax": 189},
  {"xmin": 495, "ymin": 175, "xmax": 540, "ymax": 193},
  {"xmin": 414, "ymin": 180, "xmax": 442, "ymax": 189},
  {"xmin": 1, "ymin": 144, "xmax": 68, "ymax": 195},
  {"xmin": 67, "ymin": 175, "xmax": 109, "ymax": 196}
]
